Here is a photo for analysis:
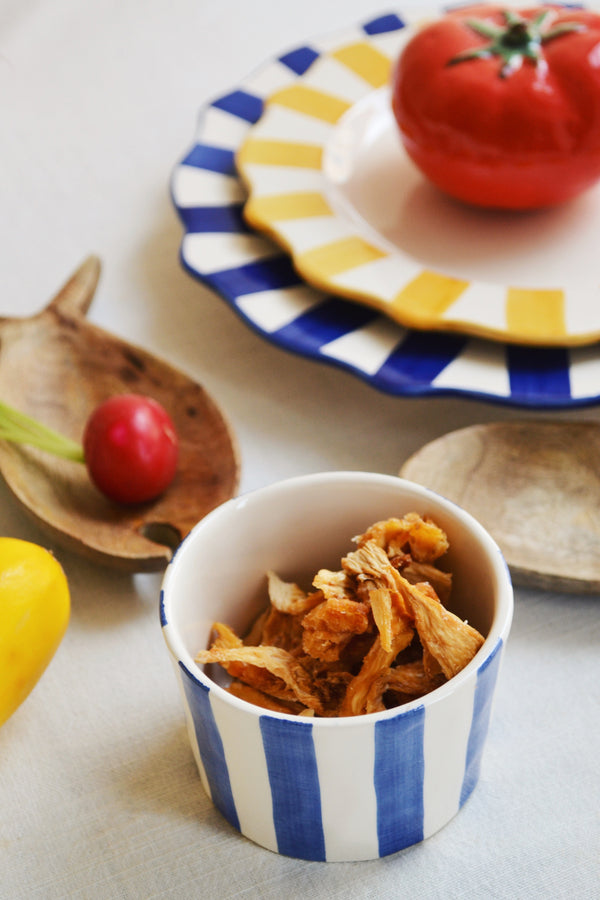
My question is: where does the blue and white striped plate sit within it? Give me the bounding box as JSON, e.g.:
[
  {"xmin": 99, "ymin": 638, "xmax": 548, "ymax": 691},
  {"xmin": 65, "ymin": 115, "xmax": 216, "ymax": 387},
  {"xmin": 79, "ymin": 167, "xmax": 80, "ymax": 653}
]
[{"xmin": 171, "ymin": 8, "xmax": 600, "ymax": 408}]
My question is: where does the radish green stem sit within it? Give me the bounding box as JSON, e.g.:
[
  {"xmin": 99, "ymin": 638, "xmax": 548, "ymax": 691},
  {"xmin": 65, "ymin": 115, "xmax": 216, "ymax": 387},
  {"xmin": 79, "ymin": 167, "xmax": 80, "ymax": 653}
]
[{"xmin": 0, "ymin": 400, "xmax": 86, "ymax": 462}]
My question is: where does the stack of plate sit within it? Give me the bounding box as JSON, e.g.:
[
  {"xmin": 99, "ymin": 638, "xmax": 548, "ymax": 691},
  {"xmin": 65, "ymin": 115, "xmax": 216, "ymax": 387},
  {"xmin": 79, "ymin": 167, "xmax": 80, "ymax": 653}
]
[{"xmin": 171, "ymin": 7, "xmax": 600, "ymax": 409}]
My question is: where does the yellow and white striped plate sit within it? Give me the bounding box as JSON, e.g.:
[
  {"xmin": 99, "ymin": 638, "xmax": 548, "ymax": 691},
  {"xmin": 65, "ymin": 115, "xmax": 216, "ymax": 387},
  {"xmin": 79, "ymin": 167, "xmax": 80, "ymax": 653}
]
[{"xmin": 236, "ymin": 5, "xmax": 600, "ymax": 348}]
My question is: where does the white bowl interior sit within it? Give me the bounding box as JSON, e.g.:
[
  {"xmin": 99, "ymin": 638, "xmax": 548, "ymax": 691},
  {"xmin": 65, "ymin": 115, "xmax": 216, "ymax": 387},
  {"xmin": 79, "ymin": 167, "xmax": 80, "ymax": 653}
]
[{"xmin": 162, "ymin": 472, "xmax": 512, "ymax": 695}]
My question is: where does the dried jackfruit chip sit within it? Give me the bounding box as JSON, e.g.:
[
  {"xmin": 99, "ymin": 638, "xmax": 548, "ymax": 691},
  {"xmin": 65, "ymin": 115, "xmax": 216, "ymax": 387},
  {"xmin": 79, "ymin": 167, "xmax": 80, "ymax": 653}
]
[
  {"xmin": 302, "ymin": 596, "xmax": 371, "ymax": 662},
  {"xmin": 340, "ymin": 628, "xmax": 414, "ymax": 717},
  {"xmin": 368, "ymin": 586, "xmax": 411, "ymax": 653},
  {"xmin": 399, "ymin": 560, "xmax": 452, "ymax": 605},
  {"xmin": 355, "ymin": 513, "xmax": 449, "ymax": 562},
  {"xmin": 260, "ymin": 606, "xmax": 304, "ymax": 654},
  {"xmin": 400, "ymin": 580, "xmax": 485, "ymax": 679},
  {"xmin": 227, "ymin": 680, "xmax": 308, "ymax": 715},
  {"xmin": 365, "ymin": 659, "xmax": 445, "ymax": 714},
  {"xmin": 267, "ymin": 570, "xmax": 321, "ymax": 615},
  {"xmin": 343, "ymin": 540, "xmax": 401, "ymax": 594},
  {"xmin": 312, "ymin": 568, "xmax": 354, "ymax": 603},
  {"xmin": 196, "ymin": 643, "xmax": 325, "ymax": 713}
]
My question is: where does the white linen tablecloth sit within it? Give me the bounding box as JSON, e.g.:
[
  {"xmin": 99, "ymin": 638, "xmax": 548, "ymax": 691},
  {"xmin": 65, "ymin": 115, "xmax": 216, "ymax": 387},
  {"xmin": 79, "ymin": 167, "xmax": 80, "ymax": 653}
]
[{"xmin": 1, "ymin": 2, "xmax": 598, "ymax": 897}]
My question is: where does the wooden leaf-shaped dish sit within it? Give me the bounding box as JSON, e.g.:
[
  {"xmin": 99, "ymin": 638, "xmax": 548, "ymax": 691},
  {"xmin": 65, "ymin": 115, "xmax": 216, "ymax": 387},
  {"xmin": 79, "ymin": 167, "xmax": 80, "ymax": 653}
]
[
  {"xmin": 400, "ymin": 420, "xmax": 600, "ymax": 593},
  {"xmin": 0, "ymin": 256, "xmax": 239, "ymax": 571}
]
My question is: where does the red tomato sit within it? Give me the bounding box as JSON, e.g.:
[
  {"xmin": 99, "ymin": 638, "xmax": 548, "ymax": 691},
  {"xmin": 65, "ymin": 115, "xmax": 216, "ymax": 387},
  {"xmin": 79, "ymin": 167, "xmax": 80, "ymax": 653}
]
[
  {"xmin": 83, "ymin": 394, "xmax": 179, "ymax": 504},
  {"xmin": 391, "ymin": 5, "xmax": 600, "ymax": 209}
]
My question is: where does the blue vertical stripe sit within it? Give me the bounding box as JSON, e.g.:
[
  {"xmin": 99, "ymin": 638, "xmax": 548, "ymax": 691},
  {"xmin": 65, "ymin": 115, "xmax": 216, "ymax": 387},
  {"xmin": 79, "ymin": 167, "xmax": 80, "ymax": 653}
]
[
  {"xmin": 275, "ymin": 297, "xmax": 378, "ymax": 351},
  {"xmin": 159, "ymin": 587, "xmax": 168, "ymax": 627},
  {"xmin": 210, "ymin": 254, "xmax": 302, "ymax": 298},
  {"xmin": 375, "ymin": 706, "xmax": 425, "ymax": 857},
  {"xmin": 179, "ymin": 663, "xmax": 240, "ymax": 832},
  {"xmin": 181, "ymin": 144, "xmax": 236, "ymax": 175},
  {"xmin": 279, "ymin": 46, "xmax": 320, "ymax": 75},
  {"xmin": 379, "ymin": 331, "xmax": 467, "ymax": 389},
  {"xmin": 260, "ymin": 716, "xmax": 326, "ymax": 861},
  {"xmin": 212, "ymin": 90, "xmax": 263, "ymax": 123},
  {"xmin": 460, "ymin": 639, "xmax": 504, "ymax": 805},
  {"xmin": 507, "ymin": 345, "xmax": 571, "ymax": 402},
  {"xmin": 179, "ymin": 204, "xmax": 249, "ymax": 234},
  {"xmin": 363, "ymin": 13, "xmax": 406, "ymax": 35}
]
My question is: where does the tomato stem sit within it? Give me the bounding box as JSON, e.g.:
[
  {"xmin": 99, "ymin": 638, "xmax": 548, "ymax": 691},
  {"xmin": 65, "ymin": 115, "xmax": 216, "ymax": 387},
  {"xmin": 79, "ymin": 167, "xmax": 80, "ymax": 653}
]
[
  {"xmin": 448, "ymin": 9, "xmax": 586, "ymax": 78},
  {"xmin": 0, "ymin": 400, "xmax": 85, "ymax": 462}
]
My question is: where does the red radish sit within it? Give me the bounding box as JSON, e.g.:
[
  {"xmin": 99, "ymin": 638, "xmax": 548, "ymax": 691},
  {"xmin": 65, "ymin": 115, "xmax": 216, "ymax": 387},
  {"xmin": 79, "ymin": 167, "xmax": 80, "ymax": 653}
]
[
  {"xmin": 0, "ymin": 393, "xmax": 179, "ymax": 505},
  {"xmin": 83, "ymin": 394, "xmax": 179, "ymax": 504}
]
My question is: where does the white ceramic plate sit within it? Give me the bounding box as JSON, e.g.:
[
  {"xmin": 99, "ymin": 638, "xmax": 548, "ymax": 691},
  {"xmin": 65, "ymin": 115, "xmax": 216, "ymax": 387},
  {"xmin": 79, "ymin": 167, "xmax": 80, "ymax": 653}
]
[
  {"xmin": 237, "ymin": 4, "xmax": 600, "ymax": 348},
  {"xmin": 172, "ymin": 6, "xmax": 600, "ymax": 408}
]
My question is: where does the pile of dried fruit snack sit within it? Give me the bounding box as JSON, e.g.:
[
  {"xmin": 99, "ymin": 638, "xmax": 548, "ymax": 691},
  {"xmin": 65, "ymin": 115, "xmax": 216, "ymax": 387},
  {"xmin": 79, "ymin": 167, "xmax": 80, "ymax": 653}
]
[{"xmin": 196, "ymin": 513, "xmax": 485, "ymax": 717}]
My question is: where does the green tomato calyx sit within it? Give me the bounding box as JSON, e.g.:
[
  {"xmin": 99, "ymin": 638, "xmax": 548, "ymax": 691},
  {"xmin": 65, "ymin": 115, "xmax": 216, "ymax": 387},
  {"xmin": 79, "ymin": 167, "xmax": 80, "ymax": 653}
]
[{"xmin": 448, "ymin": 9, "xmax": 586, "ymax": 78}]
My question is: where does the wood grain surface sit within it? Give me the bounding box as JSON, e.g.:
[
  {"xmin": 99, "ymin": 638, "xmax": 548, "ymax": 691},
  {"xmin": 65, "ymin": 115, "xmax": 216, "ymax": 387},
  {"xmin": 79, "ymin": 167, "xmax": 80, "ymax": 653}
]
[
  {"xmin": 0, "ymin": 257, "xmax": 239, "ymax": 571},
  {"xmin": 401, "ymin": 420, "xmax": 600, "ymax": 593}
]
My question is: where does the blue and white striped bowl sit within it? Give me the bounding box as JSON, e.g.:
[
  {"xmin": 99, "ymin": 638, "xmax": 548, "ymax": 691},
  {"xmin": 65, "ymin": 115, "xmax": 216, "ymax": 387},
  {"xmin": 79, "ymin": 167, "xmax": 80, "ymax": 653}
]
[{"xmin": 160, "ymin": 472, "xmax": 513, "ymax": 861}]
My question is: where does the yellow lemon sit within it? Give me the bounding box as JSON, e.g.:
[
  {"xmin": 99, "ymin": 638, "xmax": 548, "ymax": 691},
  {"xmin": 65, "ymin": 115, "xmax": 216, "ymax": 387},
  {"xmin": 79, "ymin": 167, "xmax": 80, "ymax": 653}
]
[{"xmin": 0, "ymin": 537, "xmax": 70, "ymax": 727}]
